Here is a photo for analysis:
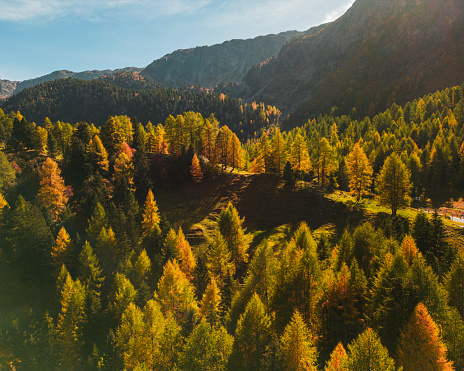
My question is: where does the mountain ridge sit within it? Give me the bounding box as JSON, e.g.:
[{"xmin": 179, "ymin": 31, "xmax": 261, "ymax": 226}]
[
  {"xmin": 0, "ymin": 67, "xmax": 142, "ymax": 99},
  {"xmin": 241, "ymin": 0, "xmax": 464, "ymax": 123},
  {"xmin": 141, "ymin": 30, "xmax": 301, "ymax": 87}
]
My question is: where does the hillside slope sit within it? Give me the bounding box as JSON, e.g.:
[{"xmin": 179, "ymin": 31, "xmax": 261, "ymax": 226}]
[
  {"xmin": 242, "ymin": 0, "xmax": 464, "ymax": 123},
  {"xmin": 0, "ymin": 67, "xmax": 142, "ymax": 99},
  {"xmin": 141, "ymin": 31, "xmax": 300, "ymax": 88}
]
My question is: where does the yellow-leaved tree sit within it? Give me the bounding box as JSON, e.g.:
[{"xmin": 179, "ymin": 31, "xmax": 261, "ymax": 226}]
[
  {"xmin": 37, "ymin": 157, "xmax": 69, "ymax": 220},
  {"xmin": 190, "ymin": 153, "xmax": 203, "ymax": 183},
  {"xmin": 346, "ymin": 142, "xmax": 373, "ymax": 201},
  {"xmin": 376, "ymin": 152, "xmax": 411, "ymax": 216},
  {"xmin": 141, "ymin": 189, "xmax": 161, "ymax": 239},
  {"xmin": 398, "ymin": 302, "xmax": 454, "ymax": 371}
]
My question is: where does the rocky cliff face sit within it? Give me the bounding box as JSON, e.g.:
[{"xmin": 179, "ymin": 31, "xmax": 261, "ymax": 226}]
[
  {"xmin": 0, "ymin": 80, "xmax": 18, "ymax": 100},
  {"xmin": 141, "ymin": 31, "xmax": 300, "ymax": 88},
  {"xmin": 242, "ymin": 0, "xmax": 464, "ymax": 123}
]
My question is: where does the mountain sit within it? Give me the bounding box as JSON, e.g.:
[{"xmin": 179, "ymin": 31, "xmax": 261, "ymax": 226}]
[
  {"xmin": 1, "ymin": 31, "xmax": 300, "ymax": 100},
  {"xmin": 141, "ymin": 31, "xmax": 300, "ymax": 88},
  {"xmin": 0, "ymin": 67, "xmax": 142, "ymax": 99},
  {"xmin": 241, "ymin": 0, "xmax": 464, "ymax": 123}
]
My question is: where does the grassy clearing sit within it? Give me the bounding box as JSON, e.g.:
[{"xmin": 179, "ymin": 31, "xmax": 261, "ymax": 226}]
[
  {"xmin": 0, "ymin": 261, "xmax": 54, "ymax": 332},
  {"xmin": 157, "ymin": 172, "xmax": 464, "ymax": 252}
]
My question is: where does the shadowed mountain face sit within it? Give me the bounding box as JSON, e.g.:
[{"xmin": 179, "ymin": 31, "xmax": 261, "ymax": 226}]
[
  {"xmin": 242, "ymin": 0, "xmax": 464, "ymax": 123},
  {"xmin": 141, "ymin": 31, "xmax": 300, "ymax": 88}
]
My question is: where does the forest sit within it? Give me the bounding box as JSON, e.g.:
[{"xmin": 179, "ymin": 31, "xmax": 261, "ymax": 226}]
[
  {"xmin": 1, "ymin": 82, "xmax": 464, "ymax": 370},
  {"xmin": 0, "ymin": 78, "xmax": 281, "ymax": 140}
]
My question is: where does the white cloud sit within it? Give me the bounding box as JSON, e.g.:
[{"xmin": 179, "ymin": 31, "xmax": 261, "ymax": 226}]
[
  {"xmin": 323, "ymin": 0, "xmax": 354, "ymax": 23},
  {"xmin": 0, "ymin": 0, "xmax": 213, "ymax": 22}
]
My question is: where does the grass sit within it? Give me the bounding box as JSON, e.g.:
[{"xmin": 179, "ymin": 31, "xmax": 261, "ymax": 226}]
[
  {"xmin": 157, "ymin": 172, "xmax": 464, "ymax": 253},
  {"xmin": 0, "ymin": 260, "xmax": 54, "ymax": 332}
]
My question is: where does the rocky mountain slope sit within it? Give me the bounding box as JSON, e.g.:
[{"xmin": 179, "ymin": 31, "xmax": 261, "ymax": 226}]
[
  {"xmin": 241, "ymin": 0, "xmax": 464, "ymax": 123},
  {"xmin": 0, "ymin": 68, "xmax": 142, "ymax": 99},
  {"xmin": 141, "ymin": 31, "xmax": 300, "ymax": 87}
]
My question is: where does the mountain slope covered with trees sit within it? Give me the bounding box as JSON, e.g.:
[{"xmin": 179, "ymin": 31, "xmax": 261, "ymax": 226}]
[
  {"xmin": 1, "ymin": 79, "xmax": 464, "ymax": 369},
  {"xmin": 0, "ymin": 78, "xmax": 281, "ymax": 140}
]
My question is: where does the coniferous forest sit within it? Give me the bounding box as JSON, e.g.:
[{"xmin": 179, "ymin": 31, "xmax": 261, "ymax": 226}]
[{"xmin": 1, "ymin": 80, "xmax": 464, "ymax": 370}]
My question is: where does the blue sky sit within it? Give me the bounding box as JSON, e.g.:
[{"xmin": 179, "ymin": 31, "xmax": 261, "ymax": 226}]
[{"xmin": 0, "ymin": 0, "xmax": 355, "ymax": 81}]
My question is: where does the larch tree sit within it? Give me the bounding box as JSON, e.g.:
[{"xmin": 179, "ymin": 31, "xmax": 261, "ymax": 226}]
[
  {"xmin": 402, "ymin": 234, "xmax": 419, "ymax": 266},
  {"xmin": 201, "ymin": 118, "xmax": 217, "ymax": 162},
  {"xmin": 109, "ymin": 273, "xmax": 138, "ymax": 324},
  {"xmin": 346, "ymin": 142, "xmax": 373, "ymax": 201},
  {"xmin": 190, "ymin": 153, "xmax": 203, "ymax": 183},
  {"xmin": 0, "ymin": 150, "xmax": 16, "ymax": 192},
  {"xmin": 206, "ymin": 233, "xmax": 235, "ymax": 288},
  {"xmin": 200, "ymin": 277, "xmax": 222, "ymax": 326},
  {"xmin": 215, "ymin": 126, "xmax": 232, "ymax": 170},
  {"xmin": 37, "ymin": 157, "xmax": 69, "ymax": 220},
  {"xmin": 290, "ymin": 132, "xmax": 311, "ymax": 176},
  {"xmin": 376, "ymin": 152, "xmax": 411, "ymax": 216},
  {"xmin": 278, "ymin": 310, "xmax": 318, "ymax": 371},
  {"xmin": 155, "ymin": 259, "xmax": 198, "ymax": 326},
  {"xmin": 444, "ymin": 249, "xmax": 464, "ymax": 318},
  {"xmin": 398, "ymin": 302, "xmax": 454, "ymax": 371},
  {"xmin": 113, "ymin": 151, "xmax": 134, "ymax": 189},
  {"xmin": 325, "ymin": 342, "xmax": 348, "ymax": 371},
  {"xmin": 142, "ymin": 299, "xmax": 165, "ymax": 368},
  {"xmin": 55, "ymin": 273, "xmax": 87, "ymax": 369},
  {"xmin": 141, "ymin": 189, "xmax": 161, "ymax": 240},
  {"xmin": 154, "ymin": 123, "xmax": 166, "ymax": 154},
  {"xmin": 174, "ymin": 227, "xmax": 196, "ymax": 282},
  {"xmin": 179, "ymin": 319, "xmax": 234, "ymax": 371},
  {"xmin": 115, "ymin": 302, "xmax": 146, "ymax": 370},
  {"xmin": 228, "ymin": 133, "xmax": 242, "ymax": 172},
  {"xmin": 230, "ymin": 293, "xmax": 272, "ymax": 370},
  {"xmin": 0, "ymin": 192, "xmax": 8, "ymax": 219},
  {"xmin": 258, "ymin": 132, "xmax": 271, "ymax": 173},
  {"xmin": 218, "ymin": 202, "xmax": 248, "ymax": 266},
  {"xmin": 317, "ymin": 137, "xmax": 337, "ymax": 187},
  {"xmin": 271, "ymin": 127, "xmax": 287, "ymax": 175},
  {"xmin": 345, "ymin": 328, "xmax": 395, "ymax": 371},
  {"xmin": 86, "ymin": 202, "xmax": 108, "ymax": 243},
  {"xmin": 51, "ymin": 226, "xmax": 75, "ymax": 275},
  {"xmin": 156, "ymin": 312, "xmax": 183, "ymax": 370},
  {"xmin": 89, "ymin": 134, "xmax": 109, "ymax": 174}
]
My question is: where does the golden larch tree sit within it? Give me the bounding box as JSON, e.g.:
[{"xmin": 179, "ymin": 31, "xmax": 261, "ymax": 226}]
[
  {"xmin": 346, "ymin": 142, "xmax": 373, "ymax": 201},
  {"xmin": 290, "ymin": 132, "xmax": 311, "ymax": 174},
  {"xmin": 278, "ymin": 310, "xmax": 318, "ymax": 371},
  {"xmin": 325, "ymin": 342, "xmax": 348, "ymax": 371},
  {"xmin": 317, "ymin": 137, "xmax": 337, "ymax": 187},
  {"xmin": 398, "ymin": 302, "xmax": 454, "ymax": 371},
  {"xmin": 228, "ymin": 133, "xmax": 242, "ymax": 172},
  {"xmin": 271, "ymin": 127, "xmax": 287, "ymax": 175},
  {"xmin": 37, "ymin": 157, "xmax": 69, "ymax": 220},
  {"xmin": 175, "ymin": 227, "xmax": 196, "ymax": 282},
  {"xmin": 199, "ymin": 277, "xmax": 221, "ymax": 325},
  {"xmin": 0, "ymin": 192, "xmax": 8, "ymax": 219},
  {"xmin": 141, "ymin": 189, "xmax": 161, "ymax": 239},
  {"xmin": 89, "ymin": 134, "xmax": 109, "ymax": 173},
  {"xmin": 376, "ymin": 152, "xmax": 411, "ymax": 216},
  {"xmin": 190, "ymin": 153, "xmax": 203, "ymax": 183},
  {"xmin": 51, "ymin": 226, "xmax": 74, "ymax": 275}
]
